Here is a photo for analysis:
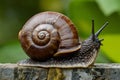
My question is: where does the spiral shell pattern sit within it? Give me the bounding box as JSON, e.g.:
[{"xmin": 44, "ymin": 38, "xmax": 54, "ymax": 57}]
[{"xmin": 19, "ymin": 11, "xmax": 81, "ymax": 61}]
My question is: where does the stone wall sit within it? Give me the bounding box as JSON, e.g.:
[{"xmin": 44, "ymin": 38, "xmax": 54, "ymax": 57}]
[{"xmin": 0, "ymin": 63, "xmax": 120, "ymax": 80}]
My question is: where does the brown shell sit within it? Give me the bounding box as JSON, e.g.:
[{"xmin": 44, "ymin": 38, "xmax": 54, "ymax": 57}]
[{"xmin": 18, "ymin": 11, "xmax": 81, "ymax": 61}]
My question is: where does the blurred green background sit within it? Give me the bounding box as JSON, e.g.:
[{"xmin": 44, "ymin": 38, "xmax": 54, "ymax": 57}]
[{"xmin": 0, "ymin": 0, "xmax": 120, "ymax": 63}]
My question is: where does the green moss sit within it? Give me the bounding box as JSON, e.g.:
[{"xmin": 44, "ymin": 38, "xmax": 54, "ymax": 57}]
[{"xmin": 47, "ymin": 68, "xmax": 64, "ymax": 80}]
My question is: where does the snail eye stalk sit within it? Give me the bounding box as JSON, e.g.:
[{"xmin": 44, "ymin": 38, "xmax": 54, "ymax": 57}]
[
  {"xmin": 92, "ymin": 20, "xmax": 95, "ymax": 41},
  {"xmin": 95, "ymin": 21, "xmax": 108, "ymax": 37}
]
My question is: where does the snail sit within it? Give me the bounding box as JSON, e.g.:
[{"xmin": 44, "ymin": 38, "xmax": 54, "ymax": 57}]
[{"xmin": 18, "ymin": 11, "xmax": 108, "ymax": 68}]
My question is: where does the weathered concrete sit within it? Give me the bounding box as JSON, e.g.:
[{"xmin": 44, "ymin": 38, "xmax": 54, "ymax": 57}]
[{"xmin": 0, "ymin": 63, "xmax": 120, "ymax": 80}]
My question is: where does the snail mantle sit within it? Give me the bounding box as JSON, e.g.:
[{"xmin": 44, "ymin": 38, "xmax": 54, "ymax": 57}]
[{"xmin": 0, "ymin": 63, "xmax": 120, "ymax": 80}]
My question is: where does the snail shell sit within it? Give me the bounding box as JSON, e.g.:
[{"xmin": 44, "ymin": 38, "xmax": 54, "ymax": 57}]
[{"xmin": 19, "ymin": 11, "xmax": 81, "ymax": 61}]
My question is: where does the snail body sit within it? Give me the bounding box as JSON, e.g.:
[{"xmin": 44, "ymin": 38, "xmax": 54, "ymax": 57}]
[{"xmin": 18, "ymin": 11, "xmax": 108, "ymax": 68}]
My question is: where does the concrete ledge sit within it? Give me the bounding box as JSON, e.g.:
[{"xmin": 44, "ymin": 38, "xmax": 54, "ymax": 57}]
[{"xmin": 0, "ymin": 63, "xmax": 120, "ymax": 80}]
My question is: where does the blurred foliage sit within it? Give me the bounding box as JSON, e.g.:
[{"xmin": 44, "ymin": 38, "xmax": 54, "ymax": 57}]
[
  {"xmin": 96, "ymin": 0, "xmax": 120, "ymax": 16},
  {"xmin": 0, "ymin": 41, "xmax": 28, "ymax": 63},
  {"xmin": 0, "ymin": 0, "xmax": 120, "ymax": 63}
]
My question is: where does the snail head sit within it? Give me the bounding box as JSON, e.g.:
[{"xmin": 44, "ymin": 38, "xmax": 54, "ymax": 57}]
[
  {"xmin": 82, "ymin": 20, "xmax": 108, "ymax": 51},
  {"xmin": 91, "ymin": 20, "xmax": 108, "ymax": 46}
]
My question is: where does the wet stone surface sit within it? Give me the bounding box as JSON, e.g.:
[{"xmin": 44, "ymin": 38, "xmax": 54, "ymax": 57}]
[{"xmin": 0, "ymin": 63, "xmax": 120, "ymax": 80}]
